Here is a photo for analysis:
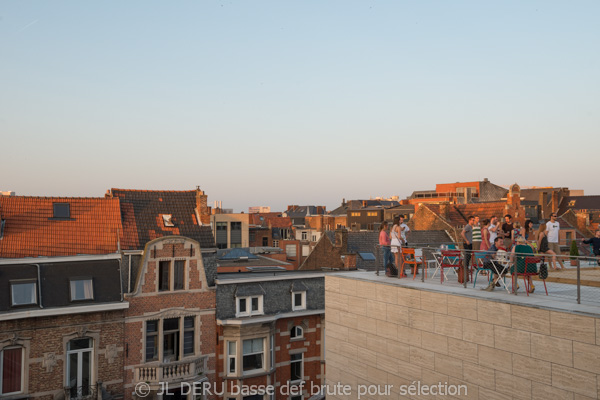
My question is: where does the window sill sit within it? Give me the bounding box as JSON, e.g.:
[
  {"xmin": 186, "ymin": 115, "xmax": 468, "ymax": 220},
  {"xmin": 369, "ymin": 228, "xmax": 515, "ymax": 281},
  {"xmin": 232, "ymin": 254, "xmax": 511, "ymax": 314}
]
[
  {"xmin": 288, "ymin": 380, "xmax": 304, "ymax": 387},
  {"xmin": 290, "ymin": 337, "xmax": 304, "ymax": 342},
  {"xmin": 0, "ymin": 394, "xmax": 30, "ymax": 400}
]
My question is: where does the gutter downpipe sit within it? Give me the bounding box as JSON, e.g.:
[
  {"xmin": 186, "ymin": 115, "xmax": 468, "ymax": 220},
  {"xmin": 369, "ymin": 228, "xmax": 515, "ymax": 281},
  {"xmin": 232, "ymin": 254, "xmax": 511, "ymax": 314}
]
[{"xmin": 33, "ymin": 264, "xmax": 43, "ymax": 309}]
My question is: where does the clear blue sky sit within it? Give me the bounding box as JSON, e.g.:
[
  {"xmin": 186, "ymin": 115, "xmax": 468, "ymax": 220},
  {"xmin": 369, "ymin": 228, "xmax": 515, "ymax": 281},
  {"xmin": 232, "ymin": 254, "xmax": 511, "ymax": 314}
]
[{"xmin": 1, "ymin": 1, "xmax": 598, "ymax": 212}]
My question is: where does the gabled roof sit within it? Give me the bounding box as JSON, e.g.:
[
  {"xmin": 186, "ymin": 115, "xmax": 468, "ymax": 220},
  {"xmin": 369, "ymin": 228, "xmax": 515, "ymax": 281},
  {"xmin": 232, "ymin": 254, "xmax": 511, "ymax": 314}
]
[
  {"xmin": 110, "ymin": 189, "xmax": 214, "ymax": 250},
  {"xmin": 0, "ymin": 196, "xmax": 123, "ymax": 258},
  {"xmin": 558, "ymin": 196, "xmax": 600, "ymax": 216},
  {"xmin": 425, "ymin": 202, "xmax": 506, "ymax": 227}
]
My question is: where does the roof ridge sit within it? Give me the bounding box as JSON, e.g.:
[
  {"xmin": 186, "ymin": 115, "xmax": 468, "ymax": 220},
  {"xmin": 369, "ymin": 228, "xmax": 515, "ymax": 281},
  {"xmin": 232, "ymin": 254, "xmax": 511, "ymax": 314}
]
[
  {"xmin": 0, "ymin": 196, "xmax": 117, "ymax": 200},
  {"xmin": 111, "ymin": 188, "xmax": 197, "ymax": 193}
]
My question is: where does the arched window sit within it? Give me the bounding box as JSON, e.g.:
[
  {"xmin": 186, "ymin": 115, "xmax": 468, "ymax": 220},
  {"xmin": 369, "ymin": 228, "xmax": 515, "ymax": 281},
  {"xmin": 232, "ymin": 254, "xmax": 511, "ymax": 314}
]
[{"xmin": 66, "ymin": 338, "xmax": 93, "ymax": 399}]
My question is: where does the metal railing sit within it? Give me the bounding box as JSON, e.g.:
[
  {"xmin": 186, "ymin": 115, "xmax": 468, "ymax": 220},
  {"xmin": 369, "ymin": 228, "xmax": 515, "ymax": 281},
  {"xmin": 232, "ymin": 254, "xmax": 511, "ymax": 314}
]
[
  {"xmin": 374, "ymin": 243, "xmax": 600, "ymax": 305},
  {"xmin": 64, "ymin": 383, "xmax": 99, "ymax": 400}
]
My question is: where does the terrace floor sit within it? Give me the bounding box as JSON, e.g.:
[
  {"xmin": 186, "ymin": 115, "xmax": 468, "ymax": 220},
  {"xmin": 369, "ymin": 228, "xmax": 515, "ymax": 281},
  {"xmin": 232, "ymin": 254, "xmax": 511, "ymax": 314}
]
[{"xmin": 335, "ymin": 265, "xmax": 600, "ymax": 318}]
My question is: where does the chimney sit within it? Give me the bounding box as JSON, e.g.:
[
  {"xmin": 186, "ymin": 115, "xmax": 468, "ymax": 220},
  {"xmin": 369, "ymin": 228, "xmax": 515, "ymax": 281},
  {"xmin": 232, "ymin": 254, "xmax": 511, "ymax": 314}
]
[
  {"xmin": 551, "ymin": 191, "xmax": 559, "ymax": 214},
  {"xmin": 439, "ymin": 202, "xmax": 450, "ymax": 220},
  {"xmin": 195, "ymin": 188, "xmax": 210, "ymax": 225},
  {"xmin": 334, "ymin": 228, "xmax": 348, "ymax": 251},
  {"xmin": 342, "ymin": 253, "xmax": 357, "ymax": 270},
  {"xmin": 539, "ymin": 192, "xmax": 548, "ymax": 220}
]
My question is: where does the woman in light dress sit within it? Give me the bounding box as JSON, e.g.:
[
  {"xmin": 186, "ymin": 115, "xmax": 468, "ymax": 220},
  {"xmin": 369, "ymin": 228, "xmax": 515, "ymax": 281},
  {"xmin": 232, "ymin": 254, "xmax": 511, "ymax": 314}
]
[{"xmin": 390, "ymin": 216, "xmax": 405, "ymax": 277}]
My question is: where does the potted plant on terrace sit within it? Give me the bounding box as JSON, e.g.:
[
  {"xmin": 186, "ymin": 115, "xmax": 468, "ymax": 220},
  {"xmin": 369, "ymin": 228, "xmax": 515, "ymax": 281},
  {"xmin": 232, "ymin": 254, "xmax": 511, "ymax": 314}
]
[{"xmin": 570, "ymin": 240, "xmax": 579, "ymax": 266}]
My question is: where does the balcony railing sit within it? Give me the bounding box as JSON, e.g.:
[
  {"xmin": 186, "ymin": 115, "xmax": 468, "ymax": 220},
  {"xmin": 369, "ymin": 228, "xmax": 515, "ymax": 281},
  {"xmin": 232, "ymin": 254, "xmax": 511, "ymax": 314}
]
[
  {"xmin": 64, "ymin": 384, "xmax": 98, "ymax": 400},
  {"xmin": 134, "ymin": 355, "xmax": 208, "ymax": 383}
]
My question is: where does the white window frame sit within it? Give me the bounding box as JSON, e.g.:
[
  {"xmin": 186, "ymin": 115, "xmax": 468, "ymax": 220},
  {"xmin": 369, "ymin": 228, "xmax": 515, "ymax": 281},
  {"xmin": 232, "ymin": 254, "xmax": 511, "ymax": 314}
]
[
  {"xmin": 301, "ymin": 232, "xmax": 307, "ymax": 240},
  {"xmin": 286, "ymin": 245, "xmax": 297, "ymax": 257},
  {"xmin": 242, "ymin": 338, "xmax": 265, "ymax": 375},
  {"xmin": 0, "ymin": 347, "xmax": 24, "ymax": 395},
  {"xmin": 65, "ymin": 338, "xmax": 94, "ymax": 398},
  {"xmin": 273, "ymin": 240, "xmax": 279, "ymax": 247},
  {"xmin": 69, "ymin": 279, "xmax": 94, "ymax": 301},
  {"xmin": 10, "ymin": 281, "xmax": 37, "ymax": 306},
  {"xmin": 236, "ymin": 296, "xmax": 264, "ymax": 317},
  {"xmin": 292, "ymin": 291, "xmax": 306, "ymax": 311},
  {"xmin": 289, "ymin": 352, "xmax": 303, "ymax": 384},
  {"xmin": 290, "ymin": 326, "xmax": 303, "ymax": 340},
  {"xmin": 270, "ymin": 334, "xmax": 274, "ymax": 370},
  {"xmin": 301, "ymin": 245, "xmax": 310, "ymax": 257},
  {"xmin": 227, "ymin": 341, "xmax": 237, "ymax": 376}
]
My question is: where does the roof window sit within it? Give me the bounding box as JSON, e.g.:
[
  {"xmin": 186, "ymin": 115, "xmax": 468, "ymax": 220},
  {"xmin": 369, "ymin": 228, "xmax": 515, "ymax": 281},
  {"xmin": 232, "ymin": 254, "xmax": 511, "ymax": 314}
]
[
  {"xmin": 53, "ymin": 203, "xmax": 70, "ymax": 218},
  {"xmin": 162, "ymin": 214, "xmax": 174, "ymax": 227}
]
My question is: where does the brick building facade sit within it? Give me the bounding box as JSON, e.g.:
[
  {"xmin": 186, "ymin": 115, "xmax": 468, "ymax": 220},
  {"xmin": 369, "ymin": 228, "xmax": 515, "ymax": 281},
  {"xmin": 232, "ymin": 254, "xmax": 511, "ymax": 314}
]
[{"xmin": 123, "ymin": 236, "xmax": 216, "ymax": 400}]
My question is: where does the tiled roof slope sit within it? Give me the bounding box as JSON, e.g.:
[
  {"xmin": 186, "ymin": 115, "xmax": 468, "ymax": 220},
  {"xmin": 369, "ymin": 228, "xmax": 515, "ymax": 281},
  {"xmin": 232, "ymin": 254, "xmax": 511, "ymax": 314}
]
[
  {"xmin": 558, "ymin": 196, "xmax": 600, "ymax": 216},
  {"xmin": 0, "ymin": 196, "xmax": 123, "ymax": 258},
  {"xmin": 249, "ymin": 213, "xmax": 292, "ymax": 228},
  {"xmin": 110, "ymin": 189, "xmax": 215, "ymax": 250},
  {"xmin": 426, "ymin": 203, "xmax": 506, "ymax": 227}
]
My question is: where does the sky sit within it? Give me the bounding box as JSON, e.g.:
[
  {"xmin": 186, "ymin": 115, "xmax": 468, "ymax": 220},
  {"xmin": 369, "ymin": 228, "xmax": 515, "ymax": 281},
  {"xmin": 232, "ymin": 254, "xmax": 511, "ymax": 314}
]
[{"xmin": 1, "ymin": 1, "xmax": 598, "ymax": 212}]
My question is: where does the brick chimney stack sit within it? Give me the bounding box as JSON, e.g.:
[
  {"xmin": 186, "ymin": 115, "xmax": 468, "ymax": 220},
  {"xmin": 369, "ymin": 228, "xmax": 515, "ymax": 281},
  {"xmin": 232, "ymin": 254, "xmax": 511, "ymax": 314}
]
[
  {"xmin": 195, "ymin": 188, "xmax": 211, "ymax": 225},
  {"xmin": 551, "ymin": 191, "xmax": 559, "ymax": 214},
  {"xmin": 439, "ymin": 203, "xmax": 450, "ymax": 220},
  {"xmin": 539, "ymin": 192, "xmax": 548, "ymax": 220},
  {"xmin": 334, "ymin": 228, "xmax": 348, "ymax": 252}
]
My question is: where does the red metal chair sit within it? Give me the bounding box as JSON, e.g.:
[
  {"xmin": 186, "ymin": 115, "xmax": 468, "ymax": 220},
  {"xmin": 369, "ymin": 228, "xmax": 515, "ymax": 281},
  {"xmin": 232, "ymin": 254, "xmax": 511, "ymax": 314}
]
[
  {"xmin": 516, "ymin": 256, "xmax": 548, "ymax": 296},
  {"xmin": 400, "ymin": 248, "xmax": 427, "ymax": 280},
  {"xmin": 440, "ymin": 250, "xmax": 462, "ymax": 283}
]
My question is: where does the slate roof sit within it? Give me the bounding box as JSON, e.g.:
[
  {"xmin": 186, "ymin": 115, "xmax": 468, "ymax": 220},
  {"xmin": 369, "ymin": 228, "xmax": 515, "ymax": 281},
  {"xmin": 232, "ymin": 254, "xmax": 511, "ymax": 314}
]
[
  {"xmin": 110, "ymin": 189, "xmax": 215, "ymax": 250},
  {"xmin": 0, "ymin": 196, "xmax": 123, "ymax": 258},
  {"xmin": 558, "ymin": 196, "xmax": 600, "ymax": 216}
]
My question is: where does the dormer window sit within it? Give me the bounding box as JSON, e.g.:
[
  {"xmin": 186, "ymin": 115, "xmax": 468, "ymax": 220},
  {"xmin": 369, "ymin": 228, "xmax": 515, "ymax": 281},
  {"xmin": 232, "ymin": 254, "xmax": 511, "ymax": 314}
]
[
  {"xmin": 53, "ymin": 203, "xmax": 70, "ymax": 219},
  {"xmin": 70, "ymin": 279, "xmax": 94, "ymax": 301},
  {"xmin": 162, "ymin": 214, "xmax": 174, "ymax": 227},
  {"xmin": 10, "ymin": 281, "xmax": 37, "ymax": 306}
]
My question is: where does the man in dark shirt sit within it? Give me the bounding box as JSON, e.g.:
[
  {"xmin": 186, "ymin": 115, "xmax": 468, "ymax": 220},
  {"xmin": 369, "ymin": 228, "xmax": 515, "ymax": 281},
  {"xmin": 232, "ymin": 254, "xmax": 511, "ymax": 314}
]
[
  {"xmin": 583, "ymin": 230, "xmax": 600, "ymax": 266},
  {"xmin": 501, "ymin": 214, "xmax": 514, "ymax": 250}
]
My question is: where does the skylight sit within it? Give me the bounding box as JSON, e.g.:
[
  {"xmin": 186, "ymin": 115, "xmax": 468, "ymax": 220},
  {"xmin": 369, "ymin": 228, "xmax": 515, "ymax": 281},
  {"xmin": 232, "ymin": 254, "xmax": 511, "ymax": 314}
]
[
  {"xmin": 162, "ymin": 214, "xmax": 174, "ymax": 227},
  {"xmin": 53, "ymin": 203, "xmax": 70, "ymax": 218},
  {"xmin": 358, "ymin": 252, "xmax": 376, "ymax": 261}
]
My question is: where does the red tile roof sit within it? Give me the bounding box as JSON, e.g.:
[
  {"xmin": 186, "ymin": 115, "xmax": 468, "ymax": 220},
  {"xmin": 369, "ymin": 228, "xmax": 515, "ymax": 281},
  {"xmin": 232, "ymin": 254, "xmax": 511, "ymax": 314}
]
[
  {"xmin": 0, "ymin": 196, "xmax": 123, "ymax": 258},
  {"xmin": 249, "ymin": 213, "xmax": 292, "ymax": 228},
  {"xmin": 109, "ymin": 189, "xmax": 215, "ymax": 250}
]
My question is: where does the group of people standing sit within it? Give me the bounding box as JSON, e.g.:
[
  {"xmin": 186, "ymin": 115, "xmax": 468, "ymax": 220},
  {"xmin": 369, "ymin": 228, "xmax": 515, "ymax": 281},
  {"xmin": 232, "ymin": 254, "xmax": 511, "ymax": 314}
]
[
  {"xmin": 462, "ymin": 213, "xmax": 566, "ymax": 272},
  {"xmin": 379, "ymin": 215, "xmax": 410, "ymax": 277}
]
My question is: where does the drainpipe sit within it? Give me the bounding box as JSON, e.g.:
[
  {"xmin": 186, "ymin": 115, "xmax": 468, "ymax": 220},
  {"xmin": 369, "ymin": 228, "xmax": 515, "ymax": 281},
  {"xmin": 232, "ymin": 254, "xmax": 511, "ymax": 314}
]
[{"xmin": 33, "ymin": 264, "xmax": 43, "ymax": 308}]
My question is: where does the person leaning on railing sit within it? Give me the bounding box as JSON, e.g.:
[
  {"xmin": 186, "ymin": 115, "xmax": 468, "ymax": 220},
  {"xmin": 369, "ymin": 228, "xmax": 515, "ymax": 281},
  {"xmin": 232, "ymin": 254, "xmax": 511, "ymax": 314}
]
[
  {"xmin": 379, "ymin": 221, "xmax": 395, "ymax": 276},
  {"xmin": 582, "ymin": 230, "xmax": 600, "ymax": 266}
]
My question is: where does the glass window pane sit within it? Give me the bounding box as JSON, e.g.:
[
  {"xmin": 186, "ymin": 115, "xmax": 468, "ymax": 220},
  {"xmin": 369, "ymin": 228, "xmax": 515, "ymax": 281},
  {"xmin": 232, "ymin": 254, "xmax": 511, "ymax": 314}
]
[
  {"xmin": 68, "ymin": 338, "xmax": 92, "ymax": 351},
  {"xmin": 184, "ymin": 316, "xmax": 194, "ymax": 329},
  {"xmin": 159, "ymin": 261, "xmax": 170, "ymax": 291},
  {"xmin": 145, "ymin": 335, "xmax": 157, "ymax": 361},
  {"xmin": 294, "ymin": 293, "xmax": 302, "ymax": 307},
  {"xmin": 163, "ymin": 318, "xmax": 179, "ymax": 331},
  {"xmin": 251, "ymin": 297, "xmax": 259, "ymax": 312},
  {"xmin": 239, "ymin": 298, "xmax": 246, "ymax": 313},
  {"xmin": 146, "ymin": 320, "xmax": 158, "ymax": 333},
  {"xmin": 1, "ymin": 348, "xmax": 22, "ymax": 394},
  {"xmin": 228, "ymin": 342, "xmax": 236, "ymax": 356},
  {"xmin": 11, "ymin": 282, "xmax": 36, "ymax": 305},
  {"xmin": 174, "ymin": 261, "xmax": 185, "ymax": 290},
  {"xmin": 70, "ymin": 280, "xmax": 93, "ymax": 301},
  {"xmin": 183, "ymin": 331, "xmax": 194, "ymax": 355}
]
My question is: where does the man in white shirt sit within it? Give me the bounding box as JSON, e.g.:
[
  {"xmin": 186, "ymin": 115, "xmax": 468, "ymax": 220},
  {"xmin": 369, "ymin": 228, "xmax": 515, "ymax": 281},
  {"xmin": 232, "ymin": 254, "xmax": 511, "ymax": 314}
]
[
  {"xmin": 399, "ymin": 215, "xmax": 410, "ymax": 245},
  {"xmin": 546, "ymin": 213, "xmax": 565, "ymax": 268},
  {"xmin": 488, "ymin": 216, "xmax": 499, "ymax": 244}
]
